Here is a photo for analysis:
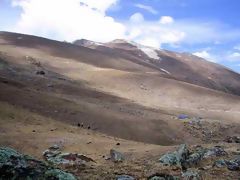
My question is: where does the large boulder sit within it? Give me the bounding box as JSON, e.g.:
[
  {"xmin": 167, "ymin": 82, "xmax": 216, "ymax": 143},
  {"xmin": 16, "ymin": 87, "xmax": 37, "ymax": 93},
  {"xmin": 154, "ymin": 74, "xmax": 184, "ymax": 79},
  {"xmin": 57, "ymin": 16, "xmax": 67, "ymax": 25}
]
[
  {"xmin": 159, "ymin": 145, "xmax": 227, "ymax": 170},
  {"xmin": 183, "ymin": 149, "xmax": 205, "ymax": 169},
  {"xmin": 159, "ymin": 144, "xmax": 189, "ymax": 169},
  {"xmin": 0, "ymin": 147, "xmax": 76, "ymax": 180},
  {"xmin": 214, "ymin": 157, "xmax": 240, "ymax": 171}
]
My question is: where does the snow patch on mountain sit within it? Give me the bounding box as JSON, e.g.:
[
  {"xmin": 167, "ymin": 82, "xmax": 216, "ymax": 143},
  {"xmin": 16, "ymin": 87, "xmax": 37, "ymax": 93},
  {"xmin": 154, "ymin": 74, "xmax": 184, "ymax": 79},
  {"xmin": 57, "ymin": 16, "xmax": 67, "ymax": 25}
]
[
  {"xmin": 112, "ymin": 39, "xmax": 160, "ymax": 60},
  {"xmin": 91, "ymin": 41, "xmax": 103, "ymax": 46},
  {"xmin": 160, "ymin": 68, "xmax": 171, "ymax": 75},
  {"xmin": 139, "ymin": 46, "xmax": 159, "ymax": 60},
  {"xmin": 110, "ymin": 39, "xmax": 134, "ymax": 45},
  {"xmin": 74, "ymin": 39, "xmax": 103, "ymax": 47}
]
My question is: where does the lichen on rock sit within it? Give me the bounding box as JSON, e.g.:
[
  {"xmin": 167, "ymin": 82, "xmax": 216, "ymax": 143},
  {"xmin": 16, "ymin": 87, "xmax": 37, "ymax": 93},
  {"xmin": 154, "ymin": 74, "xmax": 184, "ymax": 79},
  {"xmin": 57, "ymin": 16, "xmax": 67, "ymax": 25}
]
[{"xmin": 0, "ymin": 147, "xmax": 77, "ymax": 180}]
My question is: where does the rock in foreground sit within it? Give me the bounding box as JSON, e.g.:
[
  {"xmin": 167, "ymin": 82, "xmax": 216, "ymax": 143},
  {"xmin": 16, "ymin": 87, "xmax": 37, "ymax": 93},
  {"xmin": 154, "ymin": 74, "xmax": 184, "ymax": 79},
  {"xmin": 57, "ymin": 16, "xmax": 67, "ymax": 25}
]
[
  {"xmin": 43, "ymin": 145, "xmax": 95, "ymax": 166},
  {"xmin": 159, "ymin": 144, "xmax": 227, "ymax": 170},
  {"xmin": 159, "ymin": 144, "xmax": 189, "ymax": 169},
  {"xmin": 0, "ymin": 147, "xmax": 76, "ymax": 180},
  {"xmin": 110, "ymin": 149, "xmax": 125, "ymax": 162}
]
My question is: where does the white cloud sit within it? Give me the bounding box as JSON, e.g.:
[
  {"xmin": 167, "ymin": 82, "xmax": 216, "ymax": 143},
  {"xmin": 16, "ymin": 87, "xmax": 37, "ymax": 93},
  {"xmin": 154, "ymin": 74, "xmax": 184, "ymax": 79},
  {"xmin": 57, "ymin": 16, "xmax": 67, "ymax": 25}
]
[
  {"xmin": 126, "ymin": 16, "xmax": 240, "ymax": 48},
  {"xmin": 134, "ymin": 3, "xmax": 158, "ymax": 14},
  {"xmin": 159, "ymin": 16, "xmax": 174, "ymax": 24},
  {"xmin": 193, "ymin": 50, "xmax": 216, "ymax": 62},
  {"xmin": 234, "ymin": 45, "xmax": 240, "ymax": 51},
  {"xmin": 165, "ymin": 20, "xmax": 240, "ymax": 46},
  {"xmin": 228, "ymin": 52, "xmax": 240, "ymax": 61},
  {"xmin": 9, "ymin": 0, "xmax": 182, "ymax": 47},
  {"xmin": 12, "ymin": 0, "xmax": 119, "ymax": 13},
  {"xmin": 126, "ymin": 23, "xmax": 185, "ymax": 48},
  {"xmin": 138, "ymin": 38, "xmax": 160, "ymax": 48},
  {"xmin": 5, "ymin": 0, "xmax": 240, "ymax": 51},
  {"xmin": 129, "ymin": 13, "xmax": 144, "ymax": 23},
  {"xmin": 230, "ymin": 52, "xmax": 240, "ymax": 57},
  {"xmin": 126, "ymin": 14, "xmax": 185, "ymax": 48},
  {"xmin": 10, "ymin": 0, "xmax": 125, "ymax": 42}
]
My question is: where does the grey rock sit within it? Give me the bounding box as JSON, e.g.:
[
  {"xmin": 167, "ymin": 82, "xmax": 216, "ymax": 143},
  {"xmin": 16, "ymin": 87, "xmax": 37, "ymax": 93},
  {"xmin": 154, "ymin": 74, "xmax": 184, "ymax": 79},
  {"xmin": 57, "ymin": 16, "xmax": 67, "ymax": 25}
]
[
  {"xmin": 225, "ymin": 161, "xmax": 239, "ymax": 171},
  {"xmin": 43, "ymin": 146, "xmax": 95, "ymax": 166},
  {"xmin": 110, "ymin": 149, "xmax": 125, "ymax": 162},
  {"xmin": 214, "ymin": 159, "xmax": 227, "ymax": 168},
  {"xmin": 49, "ymin": 144, "xmax": 61, "ymax": 150},
  {"xmin": 0, "ymin": 147, "xmax": 77, "ymax": 180},
  {"xmin": 43, "ymin": 145, "xmax": 61, "ymax": 159},
  {"xmin": 214, "ymin": 157, "xmax": 240, "ymax": 171},
  {"xmin": 159, "ymin": 144, "xmax": 227, "ymax": 170},
  {"xmin": 178, "ymin": 144, "xmax": 189, "ymax": 160},
  {"xmin": 190, "ymin": 117, "xmax": 202, "ymax": 126},
  {"xmin": 159, "ymin": 144, "xmax": 189, "ymax": 168},
  {"xmin": 159, "ymin": 152, "xmax": 181, "ymax": 168},
  {"xmin": 44, "ymin": 169, "xmax": 76, "ymax": 180},
  {"xmin": 233, "ymin": 156, "xmax": 240, "ymax": 165},
  {"xmin": 203, "ymin": 146, "xmax": 227, "ymax": 158},
  {"xmin": 182, "ymin": 169, "xmax": 201, "ymax": 180},
  {"xmin": 226, "ymin": 156, "xmax": 240, "ymax": 171},
  {"xmin": 225, "ymin": 136, "xmax": 240, "ymax": 143},
  {"xmin": 188, "ymin": 146, "xmax": 227, "ymax": 169},
  {"xmin": 104, "ymin": 155, "xmax": 111, "ymax": 160},
  {"xmin": 184, "ymin": 150, "xmax": 205, "ymax": 169}
]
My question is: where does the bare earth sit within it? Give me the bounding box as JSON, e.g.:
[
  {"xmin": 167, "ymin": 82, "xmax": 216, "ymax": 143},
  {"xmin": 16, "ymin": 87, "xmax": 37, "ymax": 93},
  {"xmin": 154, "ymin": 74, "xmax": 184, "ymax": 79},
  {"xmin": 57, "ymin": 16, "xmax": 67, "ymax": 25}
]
[{"xmin": 0, "ymin": 31, "xmax": 240, "ymax": 179}]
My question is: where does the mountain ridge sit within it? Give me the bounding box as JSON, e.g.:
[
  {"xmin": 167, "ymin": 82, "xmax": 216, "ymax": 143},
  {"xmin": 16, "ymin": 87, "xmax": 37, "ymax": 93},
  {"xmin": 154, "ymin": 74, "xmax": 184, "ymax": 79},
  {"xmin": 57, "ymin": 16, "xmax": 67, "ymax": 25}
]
[
  {"xmin": 73, "ymin": 36, "xmax": 240, "ymax": 96},
  {"xmin": 1, "ymin": 31, "xmax": 240, "ymax": 145}
]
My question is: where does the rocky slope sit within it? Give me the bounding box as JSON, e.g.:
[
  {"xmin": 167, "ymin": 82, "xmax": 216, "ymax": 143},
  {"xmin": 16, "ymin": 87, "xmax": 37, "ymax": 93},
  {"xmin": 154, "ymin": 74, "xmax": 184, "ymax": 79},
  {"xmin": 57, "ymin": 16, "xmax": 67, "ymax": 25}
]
[
  {"xmin": 0, "ymin": 31, "xmax": 240, "ymax": 179},
  {"xmin": 1, "ymin": 31, "xmax": 240, "ymax": 143},
  {"xmin": 74, "ymin": 38, "xmax": 240, "ymax": 96}
]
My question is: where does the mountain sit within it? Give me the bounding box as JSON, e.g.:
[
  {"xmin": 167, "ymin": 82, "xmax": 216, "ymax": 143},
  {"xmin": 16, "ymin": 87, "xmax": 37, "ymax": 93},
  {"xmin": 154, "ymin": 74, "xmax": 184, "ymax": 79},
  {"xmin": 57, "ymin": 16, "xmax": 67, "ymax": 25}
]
[
  {"xmin": 0, "ymin": 31, "xmax": 240, "ymax": 142},
  {"xmin": 1, "ymin": 31, "xmax": 240, "ymax": 179},
  {"xmin": 73, "ymin": 39, "xmax": 103, "ymax": 48},
  {"xmin": 74, "ymin": 38, "xmax": 240, "ymax": 96}
]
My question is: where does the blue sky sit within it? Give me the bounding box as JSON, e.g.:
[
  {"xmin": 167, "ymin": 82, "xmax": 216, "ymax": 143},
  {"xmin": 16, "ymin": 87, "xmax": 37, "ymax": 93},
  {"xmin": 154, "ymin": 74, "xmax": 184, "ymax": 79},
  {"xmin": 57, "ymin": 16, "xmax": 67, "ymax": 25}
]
[{"xmin": 1, "ymin": 0, "xmax": 240, "ymax": 72}]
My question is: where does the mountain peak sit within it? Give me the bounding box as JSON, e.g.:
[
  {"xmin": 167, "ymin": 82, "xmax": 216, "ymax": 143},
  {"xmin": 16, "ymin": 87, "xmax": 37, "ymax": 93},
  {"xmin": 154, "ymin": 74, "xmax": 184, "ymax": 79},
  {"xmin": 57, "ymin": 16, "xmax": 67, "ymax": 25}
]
[
  {"xmin": 109, "ymin": 39, "xmax": 135, "ymax": 45},
  {"xmin": 106, "ymin": 39, "xmax": 161, "ymax": 60},
  {"xmin": 73, "ymin": 39, "xmax": 103, "ymax": 47}
]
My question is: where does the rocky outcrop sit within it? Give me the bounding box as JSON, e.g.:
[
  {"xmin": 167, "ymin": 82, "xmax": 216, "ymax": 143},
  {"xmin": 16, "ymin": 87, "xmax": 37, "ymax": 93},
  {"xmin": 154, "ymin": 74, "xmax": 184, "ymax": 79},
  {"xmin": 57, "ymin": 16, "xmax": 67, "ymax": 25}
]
[
  {"xmin": 0, "ymin": 147, "xmax": 76, "ymax": 180},
  {"xmin": 43, "ymin": 145, "xmax": 95, "ymax": 166},
  {"xmin": 214, "ymin": 156, "xmax": 240, "ymax": 171},
  {"xmin": 182, "ymin": 169, "xmax": 201, "ymax": 180},
  {"xmin": 159, "ymin": 144, "xmax": 189, "ymax": 169},
  {"xmin": 159, "ymin": 144, "xmax": 227, "ymax": 170}
]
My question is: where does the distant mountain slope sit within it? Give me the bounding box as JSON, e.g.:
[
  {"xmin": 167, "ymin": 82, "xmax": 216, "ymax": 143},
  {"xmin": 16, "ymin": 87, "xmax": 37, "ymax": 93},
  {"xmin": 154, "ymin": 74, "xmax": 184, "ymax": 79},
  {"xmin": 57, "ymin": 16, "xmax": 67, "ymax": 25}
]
[
  {"xmin": 0, "ymin": 31, "xmax": 240, "ymax": 145},
  {"xmin": 74, "ymin": 38, "xmax": 240, "ymax": 96}
]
